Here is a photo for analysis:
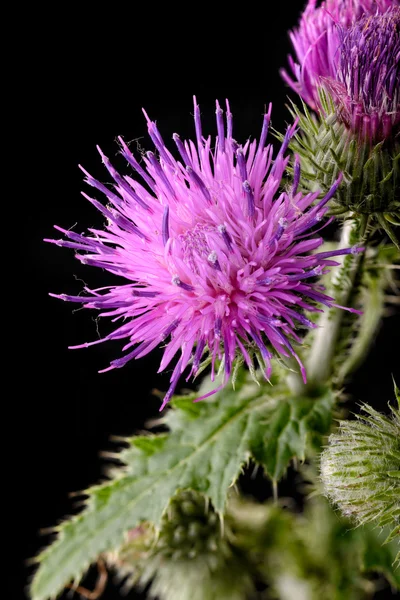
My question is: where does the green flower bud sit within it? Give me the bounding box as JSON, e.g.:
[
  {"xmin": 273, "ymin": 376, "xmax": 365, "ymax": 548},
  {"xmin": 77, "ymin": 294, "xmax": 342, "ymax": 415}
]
[
  {"xmin": 288, "ymin": 90, "xmax": 400, "ymax": 247},
  {"xmin": 107, "ymin": 490, "xmax": 254, "ymax": 600},
  {"xmin": 320, "ymin": 391, "xmax": 400, "ymax": 566}
]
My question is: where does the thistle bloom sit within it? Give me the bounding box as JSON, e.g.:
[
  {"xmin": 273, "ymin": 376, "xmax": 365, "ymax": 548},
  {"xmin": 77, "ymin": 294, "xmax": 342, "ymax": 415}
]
[
  {"xmin": 46, "ymin": 99, "xmax": 361, "ymax": 409},
  {"xmin": 328, "ymin": 7, "xmax": 400, "ymax": 141},
  {"xmin": 281, "ymin": 0, "xmax": 398, "ymax": 141}
]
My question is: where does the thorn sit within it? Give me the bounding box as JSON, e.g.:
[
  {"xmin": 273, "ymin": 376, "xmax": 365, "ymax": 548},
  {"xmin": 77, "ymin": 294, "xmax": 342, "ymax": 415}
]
[
  {"xmin": 68, "ymin": 490, "xmax": 89, "ymax": 499},
  {"xmin": 38, "ymin": 526, "xmax": 58, "ymax": 536},
  {"xmin": 98, "ymin": 451, "xmax": 123, "ymax": 461},
  {"xmin": 109, "ymin": 435, "xmax": 130, "ymax": 444}
]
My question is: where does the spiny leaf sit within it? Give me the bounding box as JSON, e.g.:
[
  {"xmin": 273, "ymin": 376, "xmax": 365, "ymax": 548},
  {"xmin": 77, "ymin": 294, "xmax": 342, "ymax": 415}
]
[
  {"xmin": 252, "ymin": 388, "xmax": 335, "ymax": 482},
  {"xmin": 31, "ymin": 373, "xmax": 335, "ymax": 600},
  {"xmin": 30, "ymin": 372, "xmax": 262, "ymax": 600}
]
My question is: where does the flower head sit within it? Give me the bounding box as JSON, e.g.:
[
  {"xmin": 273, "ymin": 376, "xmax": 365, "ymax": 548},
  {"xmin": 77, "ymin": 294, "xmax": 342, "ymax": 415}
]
[
  {"xmin": 47, "ymin": 99, "xmax": 361, "ymax": 409},
  {"xmin": 281, "ymin": 1, "xmax": 395, "ymax": 118},
  {"xmin": 327, "ymin": 7, "xmax": 400, "ymax": 141},
  {"xmin": 282, "ymin": 2, "xmax": 399, "ymax": 242}
]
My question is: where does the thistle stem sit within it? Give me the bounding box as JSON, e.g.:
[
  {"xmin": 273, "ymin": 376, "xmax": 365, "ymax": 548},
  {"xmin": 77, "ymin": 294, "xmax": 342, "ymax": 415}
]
[{"xmin": 306, "ymin": 216, "xmax": 369, "ymax": 386}]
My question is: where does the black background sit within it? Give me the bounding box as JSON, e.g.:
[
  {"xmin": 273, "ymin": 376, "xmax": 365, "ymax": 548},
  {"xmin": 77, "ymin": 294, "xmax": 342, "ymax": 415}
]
[{"xmin": 13, "ymin": 2, "xmax": 399, "ymax": 599}]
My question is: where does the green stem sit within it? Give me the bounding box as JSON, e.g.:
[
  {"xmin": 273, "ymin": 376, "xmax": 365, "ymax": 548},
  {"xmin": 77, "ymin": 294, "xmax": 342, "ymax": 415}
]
[{"xmin": 305, "ymin": 216, "xmax": 369, "ymax": 387}]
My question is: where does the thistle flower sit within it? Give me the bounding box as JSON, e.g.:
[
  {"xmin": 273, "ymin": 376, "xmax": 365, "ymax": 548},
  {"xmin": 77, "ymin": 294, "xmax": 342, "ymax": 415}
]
[
  {"xmin": 282, "ymin": 3, "xmax": 400, "ymax": 239},
  {"xmin": 46, "ymin": 99, "xmax": 361, "ymax": 409},
  {"xmin": 327, "ymin": 7, "xmax": 400, "ymax": 142},
  {"xmin": 281, "ymin": 0, "xmax": 394, "ymax": 117},
  {"xmin": 320, "ymin": 392, "xmax": 400, "ymax": 566}
]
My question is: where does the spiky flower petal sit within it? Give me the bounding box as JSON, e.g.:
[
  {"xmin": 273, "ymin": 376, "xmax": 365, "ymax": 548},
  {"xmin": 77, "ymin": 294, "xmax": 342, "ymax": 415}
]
[
  {"xmin": 320, "ymin": 391, "xmax": 400, "ymax": 566},
  {"xmin": 46, "ymin": 99, "xmax": 361, "ymax": 408}
]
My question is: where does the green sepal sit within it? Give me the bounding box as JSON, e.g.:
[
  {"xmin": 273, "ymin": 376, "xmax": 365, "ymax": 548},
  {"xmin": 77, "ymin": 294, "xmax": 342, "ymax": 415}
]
[{"xmin": 281, "ymin": 90, "xmax": 400, "ymax": 245}]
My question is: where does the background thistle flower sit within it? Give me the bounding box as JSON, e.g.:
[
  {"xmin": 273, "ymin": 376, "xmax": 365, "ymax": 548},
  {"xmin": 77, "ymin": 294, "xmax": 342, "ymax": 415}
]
[
  {"xmin": 281, "ymin": 0, "xmax": 394, "ymax": 113},
  {"xmin": 326, "ymin": 7, "xmax": 400, "ymax": 143},
  {"xmin": 46, "ymin": 99, "xmax": 360, "ymax": 408},
  {"xmin": 282, "ymin": 3, "xmax": 400, "ymax": 243},
  {"xmin": 106, "ymin": 491, "xmax": 255, "ymax": 600},
  {"xmin": 320, "ymin": 385, "xmax": 400, "ymax": 566}
]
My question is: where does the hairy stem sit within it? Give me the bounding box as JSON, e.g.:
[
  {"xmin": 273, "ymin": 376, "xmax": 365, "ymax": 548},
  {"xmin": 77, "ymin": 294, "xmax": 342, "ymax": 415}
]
[{"xmin": 306, "ymin": 216, "xmax": 369, "ymax": 386}]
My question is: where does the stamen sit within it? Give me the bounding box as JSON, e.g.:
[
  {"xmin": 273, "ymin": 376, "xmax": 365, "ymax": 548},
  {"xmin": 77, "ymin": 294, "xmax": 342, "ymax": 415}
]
[
  {"xmin": 218, "ymin": 224, "xmax": 233, "ymax": 251},
  {"xmin": 316, "ymin": 246, "xmax": 364, "ymax": 260},
  {"xmin": 207, "ymin": 251, "xmax": 221, "ymax": 270},
  {"xmin": 146, "ymin": 119, "xmax": 173, "ymax": 166},
  {"xmin": 236, "ymin": 148, "xmax": 248, "ymax": 181},
  {"xmin": 215, "ymin": 317, "xmax": 222, "ymax": 338},
  {"xmin": 161, "ymin": 319, "xmax": 180, "ymax": 341},
  {"xmin": 242, "ymin": 181, "xmax": 255, "ymax": 218},
  {"xmin": 256, "ymin": 104, "xmax": 272, "ymax": 158},
  {"xmin": 269, "ymin": 217, "xmax": 287, "ymax": 245},
  {"xmin": 257, "ymin": 276, "xmax": 272, "ymax": 286},
  {"xmin": 97, "ymin": 146, "xmax": 152, "ymax": 212},
  {"xmin": 191, "ymin": 338, "xmax": 206, "ymax": 375},
  {"xmin": 132, "ymin": 290, "xmax": 158, "ymax": 298},
  {"xmin": 317, "ymin": 173, "xmax": 343, "ymax": 209},
  {"xmin": 292, "ymin": 154, "xmax": 301, "ymax": 195},
  {"xmin": 225, "ymin": 99, "xmax": 233, "ymax": 138},
  {"xmin": 193, "ymin": 96, "xmax": 203, "ymax": 149},
  {"xmin": 216, "ymin": 100, "xmax": 225, "ymax": 153},
  {"xmin": 159, "ymin": 358, "xmax": 183, "ymax": 411},
  {"xmin": 186, "ymin": 166, "xmax": 212, "ymax": 203},
  {"xmin": 147, "ymin": 151, "xmax": 176, "ymax": 198},
  {"xmin": 79, "ymin": 165, "xmax": 123, "ymax": 207},
  {"xmin": 172, "ymin": 133, "xmax": 192, "ymax": 166},
  {"xmin": 118, "ymin": 136, "xmax": 156, "ymax": 192},
  {"xmin": 162, "ymin": 206, "xmax": 170, "ymax": 246},
  {"xmin": 172, "ymin": 275, "xmax": 194, "ymax": 292}
]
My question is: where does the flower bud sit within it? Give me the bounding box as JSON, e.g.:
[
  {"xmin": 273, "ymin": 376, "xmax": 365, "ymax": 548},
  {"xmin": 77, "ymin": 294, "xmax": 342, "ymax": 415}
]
[
  {"xmin": 107, "ymin": 490, "xmax": 254, "ymax": 600},
  {"xmin": 290, "ymin": 92, "xmax": 399, "ymax": 245},
  {"xmin": 320, "ymin": 395, "xmax": 400, "ymax": 565}
]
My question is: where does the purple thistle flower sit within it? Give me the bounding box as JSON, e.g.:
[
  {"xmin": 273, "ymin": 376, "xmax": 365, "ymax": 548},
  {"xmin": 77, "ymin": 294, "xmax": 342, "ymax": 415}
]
[
  {"xmin": 326, "ymin": 7, "xmax": 400, "ymax": 141},
  {"xmin": 46, "ymin": 99, "xmax": 362, "ymax": 410},
  {"xmin": 281, "ymin": 0, "xmax": 394, "ymax": 116}
]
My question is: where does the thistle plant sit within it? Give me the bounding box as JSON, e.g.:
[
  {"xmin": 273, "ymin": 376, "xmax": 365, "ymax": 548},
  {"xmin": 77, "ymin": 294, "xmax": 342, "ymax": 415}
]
[{"xmin": 32, "ymin": 1, "xmax": 399, "ymax": 599}]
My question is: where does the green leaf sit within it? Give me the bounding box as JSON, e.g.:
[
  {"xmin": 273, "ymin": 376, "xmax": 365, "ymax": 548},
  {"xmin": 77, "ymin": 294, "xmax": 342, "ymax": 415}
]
[
  {"xmin": 30, "ymin": 373, "xmax": 261, "ymax": 600},
  {"xmin": 252, "ymin": 388, "xmax": 335, "ymax": 481},
  {"xmin": 30, "ymin": 373, "xmax": 335, "ymax": 600}
]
